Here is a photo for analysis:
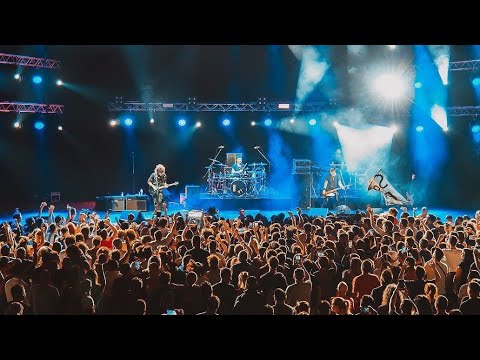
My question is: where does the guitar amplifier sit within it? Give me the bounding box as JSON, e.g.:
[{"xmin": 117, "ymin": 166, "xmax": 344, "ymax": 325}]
[
  {"xmin": 109, "ymin": 196, "xmax": 125, "ymax": 211},
  {"xmin": 126, "ymin": 196, "xmax": 148, "ymax": 211}
]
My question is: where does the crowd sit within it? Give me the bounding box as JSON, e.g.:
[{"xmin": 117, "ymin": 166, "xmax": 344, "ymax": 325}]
[{"xmin": 1, "ymin": 201, "xmax": 480, "ymax": 315}]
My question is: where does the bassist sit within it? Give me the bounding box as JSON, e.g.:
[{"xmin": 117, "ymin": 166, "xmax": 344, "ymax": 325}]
[{"xmin": 322, "ymin": 167, "xmax": 345, "ymax": 210}]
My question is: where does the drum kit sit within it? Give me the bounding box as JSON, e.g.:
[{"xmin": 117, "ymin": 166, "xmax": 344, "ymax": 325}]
[{"xmin": 205, "ymin": 158, "xmax": 268, "ymax": 198}]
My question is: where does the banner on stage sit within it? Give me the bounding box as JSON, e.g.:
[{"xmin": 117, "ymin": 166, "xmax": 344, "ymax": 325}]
[{"xmin": 367, "ymin": 169, "xmax": 413, "ymax": 206}]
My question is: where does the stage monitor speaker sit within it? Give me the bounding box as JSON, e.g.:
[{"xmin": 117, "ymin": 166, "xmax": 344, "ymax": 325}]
[
  {"xmin": 185, "ymin": 185, "xmax": 200, "ymax": 207},
  {"xmin": 294, "ymin": 174, "xmax": 312, "ymax": 209},
  {"xmin": 110, "ymin": 197, "xmax": 125, "ymax": 211},
  {"xmin": 118, "ymin": 210, "xmax": 145, "ymax": 223},
  {"xmin": 126, "ymin": 196, "xmax": 147, "ymax": 211}
]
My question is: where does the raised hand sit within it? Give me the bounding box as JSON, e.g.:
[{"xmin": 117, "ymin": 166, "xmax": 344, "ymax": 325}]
[{"xmin": 40, "ymin": 202, "xmax": 47, "ymax": 208}]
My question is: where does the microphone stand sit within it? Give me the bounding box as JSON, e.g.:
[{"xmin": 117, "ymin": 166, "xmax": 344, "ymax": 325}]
[
  {"xmin": 203, "ymin": 147, "xmax": 224, "ymax": 195},
  {"xmin": 255, "ymin": 147, "xmax": 271, "ymax": 194},
  {"xmin": 203, "ymin": 147, "xmax": 224, "ymax": 179}
]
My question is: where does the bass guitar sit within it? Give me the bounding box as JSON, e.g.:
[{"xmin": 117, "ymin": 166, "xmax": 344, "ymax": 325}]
[
  {"xmin": 149, "ymin": 181, "xmax": 179, "ymax": 199},
  {"xmin": 322, "ymin": 184, "xmax": 352, "ymax": 200}
]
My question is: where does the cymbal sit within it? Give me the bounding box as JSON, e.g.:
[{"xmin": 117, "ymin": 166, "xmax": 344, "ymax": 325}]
[{"xmin": 208, "ymin": 158, "xmax": 223, "ymax": 163}]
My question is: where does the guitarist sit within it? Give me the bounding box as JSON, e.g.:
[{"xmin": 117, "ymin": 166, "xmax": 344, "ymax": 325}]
[
  {"xmin": 147, "ymin": 164, "xmax": 170, "ymax": 213},
  {"xmin": 322, "ymin": 167, "xmax": 345, "ymax": 210}
]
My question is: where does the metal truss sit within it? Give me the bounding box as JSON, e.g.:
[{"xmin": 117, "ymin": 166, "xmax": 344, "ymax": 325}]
[
  {"xmin": 0, "ymin": 53, "xmax": 61, "ymax": 69},
  {"xmin": 449, "ymin": 60, "xmax": 480, "ymax": 72},
  {"xmin": 448, "ymin": 106, "xmax": 480, "ymax": 117},
  {"xmin": 0, "ymin": 102, "xmax": 64, "ymax": 114},
  {"xmin": 108, "ymin": 101, "xmax": 336, "ymax": 113}
]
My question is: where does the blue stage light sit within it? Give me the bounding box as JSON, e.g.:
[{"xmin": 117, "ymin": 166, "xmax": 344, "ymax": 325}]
[
  {"xmin": 178, "ymin": 119, "xmax": 186, "ymax": 127},
  {"xmin": 309, "ymin": 118, "xmax": 317, "ymax": 126},
  {"xmin": 416, "ymin": 125, "xmax": 424, "ymax": 133},
  {"xmin": 264, "ymin": 118, "xmax": 272, "ymax": 126},
  {"xmin": 33, "ymin": 75, "xmax": 43, "ymax": 84},
  {"xmin": 414, "ymin": 82, "xmax": 422, "ymax": 88},
  {"xmin": 222, "ymin": 118, "xmax": 231, "ymax": 126},
  {"xmin": 472, "ymin": 125, "xmax": 480, "ymax": 133},
  {"xmin": 34, "ymin": 121, "xmax": 45, "ymax": 130},
  {"xmin": 472, "ymin": 77, "xmax": 480, "ymax": 86},
  {"xmin": 124, "ymin": 118, "xmax": 133, "ymax": 126}
]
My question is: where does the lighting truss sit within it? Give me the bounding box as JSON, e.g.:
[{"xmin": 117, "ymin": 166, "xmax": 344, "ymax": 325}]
[
  {"xmin": 0, "ymin": 102, "xmax": 64, "ymax": 114},
  {"xmin": 448, "ymin": 106, "xmax": 480, "ymax": 117},
  {"xmin": 0, "ymin": 53, "xmax": 61, "ymax": 69},
  {"xmin": 449, "ymin": 60, "xmax": 480, "ymax": 72},
  {"xmin": 108, "ymin": 101, "xmax": 336, "ymax": 113}
]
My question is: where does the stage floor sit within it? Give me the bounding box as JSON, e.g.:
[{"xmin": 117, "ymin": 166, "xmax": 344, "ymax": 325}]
[{"xmin": 0, "ymin": 207, "xmax": 476, "ymax": 225}]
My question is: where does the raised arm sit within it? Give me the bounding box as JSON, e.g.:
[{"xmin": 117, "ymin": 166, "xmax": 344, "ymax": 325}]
[
  {"xmin": 367, "ymin": 206, "xmax": 386, "ymax": 237},
  {"xmin": 38, "ymin": 201, "xmax": 47, "ymax": 219},
  {"xmin": 47, "ymin": 204, "xmax": 55, "ymax": 226}
]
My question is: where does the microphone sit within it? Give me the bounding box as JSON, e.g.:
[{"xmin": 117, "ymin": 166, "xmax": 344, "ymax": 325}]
[
  {"xmin": 254, "ymin": 146, "xmax": 260, "ymax": 150},
  {"xmin": 218, "ymin": 145, "xmax": 224, "ymax": 149}
]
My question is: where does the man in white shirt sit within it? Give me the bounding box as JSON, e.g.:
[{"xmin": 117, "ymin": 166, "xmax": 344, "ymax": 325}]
[
  {"xmin": 425, "ymin": 248, "xmax": 448, "ymax": 295},
  {"xmin": 286, "ymin": 268, "xmax": 312, "ymax": 307},
  {"xmin": 443, "ymin": 235, "xmax": 463, "ymax": 273},
  {"xmin": 4, "ymin": 262, "xmax": 31, "ymax": 306}
]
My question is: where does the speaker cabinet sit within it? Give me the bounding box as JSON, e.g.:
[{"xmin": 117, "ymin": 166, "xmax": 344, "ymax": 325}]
[
  {"xmin": 110, "ymin": 197, "xmax": 125, "ymax": 211},
  {"xmin": 294, "ymin": 174, "xmax": 312, "ymax": 209},
  {"xmin": 126, "ymin": 197, "xmax": 147, "ymax": 211}
]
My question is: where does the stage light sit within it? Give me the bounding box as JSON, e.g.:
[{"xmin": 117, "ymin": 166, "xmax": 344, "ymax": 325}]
[
  {"xmin": 388, "ymin": 45, "xmax": 396, "ymax": 50},
  {"xmin": 14, "ymin": 73, "xmax": 20, "ymax": 80},
  {"xmin": 57, "ymin": 125, "xmax": 63, "ymax": 131},
  {"xmin": 373, "ymin": 73, "xmax": 407, "ymax": 100},
  {"xmin": 124, "ymin": 118, "xmax": 133, "ymax": 126},
  {"xmin": 34, "ymin": 121, "xmax": 45, "ymax": 130},
  {"xmin": 32, "ymin": 75, "xmax": 43, "ymax": 84},
  {"xmin": 430, "ymin": 104, "xmax": 448, "ymax": 131},
  {"xmin": 56, "ymin": 79, "xmax": 63, "ymax": 86},
  {"xmin": 109, "ymin": 120, "xmax": 118, "ymax": 127},
  {"xmin": 333, "ymin": 121, "xmax": 339, "ymax": 127},
  {"xmin": 150, "ymin": 118, "xmax": 155, "ymax": 124},
  {"xmin": 309, "ymin": 118, "xmax": 317, "ymax": 126},
  {"xmin": 13, "ymin": 121, "xmax": 20, "ymax": 129},
  {"xmin": 391, "ymin": 125, "xmax": 398, "ymax": 133},
  {"xmin": 178, "ymin": 119, "xmax": 186, "ymax": 127},
  {"xmin": 195, "ymin": 121, "xmax": 202, "ymax": 128},
  {"xmin": 290, "ymin": 118, "xmax": 295, "ymax": 124},
  {"xmin": 264, "ymin": 118, "xmax": 272, "ymax": 126},
  {"xmin": 472, "ymin": 125, "xmax": 480, "ymax": 133},
  {"xmin": 251, "ymin": 121, "xmax": 256, "ymax": 126},
  {"xmin": 472, "ymin": 77, "xmax": 480, "ymax": 86},
  {"xmin": 414, "ymin": 82, "xmax": 423, "ymax": 88},
  {"xmin": 416, "ymin": 125, "xmax": 424, "ymax": 132},
  {"xmin": 222, "ymin": 118, "xmax": 231, "ymax": 126}
]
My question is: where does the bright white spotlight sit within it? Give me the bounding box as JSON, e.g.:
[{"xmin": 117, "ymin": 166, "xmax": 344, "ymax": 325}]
[
  {"xmin": 195, "ymin": 121, "xmax": 202, "ymax": 128},
  {"xmin": 373, "ymin": 73, "xmax": 407, "ymax": 100},
  {"xmin": 290, "ymin": 118, "xmax": 295, "ymax": 124},
  {"xmin": 109, "ymin": 120, "xmax": 118, "ymax": 127},
  {"xmin": 57, "ymin": 125, "xmax": 63, "ymax": 131},
  {"xmin": 13, "ymin": 121, "xmax": 21, "ymax": 129},
  {"xmin": 56, "ymin": 80, "xmax": 63, "ymax": 86},
  {"xmin": 14, "ymin": 73, "xmax": 20, "ymax": 80},
  {"xmin": 388, "ymin": 45, "xmax": 397, "ymax": 50},
  {"xmin": 416, "ymin": 125, "xmax": 424, "ymax": 133},
  {"xmin": 391, "ymin": 125, "xmax": 398, "ymax": 133},
  {"xmin": 150, "ymin": 118, "xmax": 155, "ymax": 124},
  {"xmin": 124, "ymin": 118, "xmax": 133, "ymax": 126},
  {"xmin": 309, "ymin": 118, "xmax": 317, "ymax": 126},
  {"xmin": 414, "ymin": 82, "xmax": 422, "ymax": 89},
  {"xmin": 428, "ymin": 45, "xmax": 450, "ymax": 85},
  {"xmin": 222, "ymin": 118, "xmax": 231, "ymax": 126},
  {"xmin": 430, "ymin": 104, "xmax": 448, "ymax": 131},
  {"xmin": 333, "ymin": 121, "xmax": 339, "ymax": 127},
  {"xmin": 251, "ymin": 121, "xmax": 256, "ymax": 126}
]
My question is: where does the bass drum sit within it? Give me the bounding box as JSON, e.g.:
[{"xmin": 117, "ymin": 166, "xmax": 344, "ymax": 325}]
[{"xmin": 231, "ymin": 180, "xmax": 247, "ymax": 197}]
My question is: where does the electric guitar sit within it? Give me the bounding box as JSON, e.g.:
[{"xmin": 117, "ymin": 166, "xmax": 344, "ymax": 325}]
[
  {"xmin": 149, "ymin": 181, "xmax": 179, "ymax": 198},
  {"xmin": 322, "ymin": 184, "xmax": 352, "ymax": 199}
]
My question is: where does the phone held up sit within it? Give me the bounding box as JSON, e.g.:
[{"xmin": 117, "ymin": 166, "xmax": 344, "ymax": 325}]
[{"xmin": 294, "ymin": 254, "xmax": 302, "ymax": 266}]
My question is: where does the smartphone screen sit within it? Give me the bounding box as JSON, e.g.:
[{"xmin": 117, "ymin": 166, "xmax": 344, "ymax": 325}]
[
  {"xmin": 166, "ymin": 310, "xmax": 176, "ymax": 315},
  {"xmin": 348, "ymin": 241, "xmax": 353, "ymax": 248},
  {"xmin": 134, "ymin": 261, "xmax": 141, "ymax": 270},
  {"xmin": 294, "ymin": 254, "xmax": 301, "ymax": 265}
]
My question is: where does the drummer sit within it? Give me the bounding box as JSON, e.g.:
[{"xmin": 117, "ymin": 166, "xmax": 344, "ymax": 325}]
[{"xmin": 231, "ymin": 157, "xmax": 246, "ymax": 175}]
